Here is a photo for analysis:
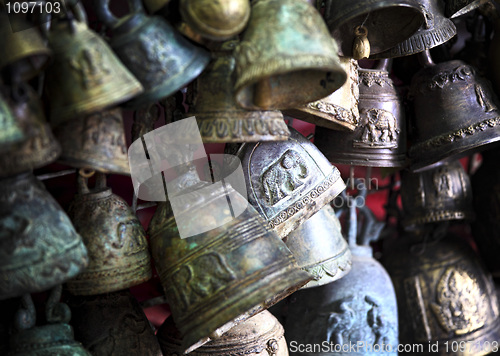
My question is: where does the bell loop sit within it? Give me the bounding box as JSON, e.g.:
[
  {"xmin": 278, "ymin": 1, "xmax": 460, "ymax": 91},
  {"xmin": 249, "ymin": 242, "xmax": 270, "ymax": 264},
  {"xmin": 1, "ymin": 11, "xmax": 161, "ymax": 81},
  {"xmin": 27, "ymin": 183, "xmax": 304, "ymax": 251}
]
[
  {"xmin": 94, "ymin": 0, "xmax": 145, "ymax": 28},
  {"xmin": 45, "ymin": 285, "xmax": 71, "ymax": 325},
  {"xmin": 13, "ymin": 294, "xmax": 36, "ymax": 332}
]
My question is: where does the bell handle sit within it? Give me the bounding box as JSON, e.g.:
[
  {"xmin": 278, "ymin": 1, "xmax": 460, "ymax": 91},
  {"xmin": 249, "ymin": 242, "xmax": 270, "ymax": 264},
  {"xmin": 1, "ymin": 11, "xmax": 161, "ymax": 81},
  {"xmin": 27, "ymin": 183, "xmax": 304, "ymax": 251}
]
[
  {"xmin": 14, "ymin": 294, "xmax": 36, "ymax": 331},
  {"xmin": 95, "ymin": 172, "xmax": 107, "ymax": 189},
  {"xmin": 39, "ymin": 0, "xmax": 88, "ymax": 37},
  {"xmin": 94, "ymin": 0, "xmax": 145, "ymax": 28},
  {"xmin": 417, "ymin": 49, "xmax": 435, "ymax": 67},
  {"xmin": 77, "ymin": 169, "xmax": 93, "ymax": 194},
  {"xmin": 46, "ymin": 285, "xmax": 71, "ymax": 324}
]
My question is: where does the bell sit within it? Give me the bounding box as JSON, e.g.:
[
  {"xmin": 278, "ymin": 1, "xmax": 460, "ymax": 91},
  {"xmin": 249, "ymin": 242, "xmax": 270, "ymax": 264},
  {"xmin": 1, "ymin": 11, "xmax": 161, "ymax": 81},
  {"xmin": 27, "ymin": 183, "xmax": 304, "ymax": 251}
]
[
  {"xmin": 66, "ymin": 290, "xmax": 162, "ymax": 356},
  {"xmin": 445, "ymin": 0, "xmax": 488, "ymax": 18},
  {"xmin": 158, "ymin": 310, "xmax": 288, "ymax": 356},
  {"xmin": 370, "ymin": 0, "xmax": 456, "ymax": 59},
  {"xmin": 322, "ymin": 0, "xmax": 424, "ymax": 57},
  {"xmin": 0, "ymin": 172, "xmax": 88, "ymax": 301},
  {"xmin": 315, "ymin": 59, "xmax": 407, "ymax": 168},
  {"xmin": 400, "ymin": 161, "xmax": 474, "ymax": 228},
  {"xmin": 408, "ymin": 50, "xmax": 500, "ymax": 172},
  {"xmin": 95, "ymin": 0, "xmax": 211, "ymax": 108},
  {"xmin": 53, "ymin": 108, "xmax": 130, "ymax": 175},
  {"xmin": 0, "ymin": 88, "xmax": 24, "ymax": 152},
  {"xmin": 143, "ymin": 0, "xmax": 171, "ymax": 13},
  {"xmin": 188, "ymin": 40, "xmax": 290, "ymax": 143},
  {"xmin": 66, "ymin": 173, "xmax": 152, "ymax": 295},
  {"xmin": 234, "ymin": 0, "xmax": 347, "ymax": 111},
  {"xmin": 383, "ymin": 226, "xmax": 500, "ymax": 355},
  {"xmin": 233, "ymin": 126, "xmax": 346, "ymax": 239},
  {"xmin": 44, "ymin": 2, "xmax": 143, "ymax": 127},
  {"xmin": 285, "ymin": 204, "xmax": 352, "ymax": 289},
  {"xmin": 284, "ymin": 57, "xmax": 360, "ymax": 131}
]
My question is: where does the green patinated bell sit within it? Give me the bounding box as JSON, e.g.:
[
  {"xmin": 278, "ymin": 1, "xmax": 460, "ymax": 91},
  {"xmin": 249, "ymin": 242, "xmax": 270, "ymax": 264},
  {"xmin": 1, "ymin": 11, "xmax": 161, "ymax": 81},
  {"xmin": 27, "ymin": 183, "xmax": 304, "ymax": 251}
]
[{"xmin": 0, "ymin": 88, "xmax": 24, "ymax": 152}]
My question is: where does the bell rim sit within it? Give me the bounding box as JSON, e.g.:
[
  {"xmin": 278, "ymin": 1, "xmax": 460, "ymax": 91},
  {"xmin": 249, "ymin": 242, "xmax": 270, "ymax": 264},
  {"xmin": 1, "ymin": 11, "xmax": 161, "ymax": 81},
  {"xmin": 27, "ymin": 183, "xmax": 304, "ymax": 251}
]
[
  {"xmin": 301, "ymin": 246, "xmax": 353, "ymax": 289},
  {"xmin": 402, "ymin": 210, "xmax": 475, "ymax": 227},
  {"xmin": 57, "ymin": 156, "xmax": 131, "ymax": 176},
  {"xmin": 284, "ymin": 106, "xmax": 358, "ymax": 132}
]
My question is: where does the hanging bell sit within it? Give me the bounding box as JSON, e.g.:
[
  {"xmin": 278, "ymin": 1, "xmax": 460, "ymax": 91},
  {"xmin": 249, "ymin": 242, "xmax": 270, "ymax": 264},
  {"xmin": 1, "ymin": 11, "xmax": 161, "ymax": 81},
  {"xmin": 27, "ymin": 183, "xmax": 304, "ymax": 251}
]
[
  {"xmin": 0, "ymin": 87, "xmax": 24, "ymax": 152},
  {"xmin": 315, "ymin": 59, "xmax": 407, "ymax": 168},
  {"xmin": 94, "ymin": 0, "xmax": 211, "ymax": 109},
  {"xmin": 188, "ymin": 40, "xmax": 290, "ymax": 143},
  {"xmin": 158, "ymin": 310, "xmax": 288, "ymax": 356},
  {"xmin": 66, "ymin": 173, "xmax": 152, "ymax": 295},
  {"xmin": 409, "ymin": 50, "xmax": 500, "ymax": 172},
  {"xmin": 234, "ymin": 0, "xmax": 347, "ymax": 111},
  {"xmin": 445, "ymin": 0, "xmax": 488, "ymax": 18},
  {"xmin": 284, "ymin": 57, "xmax": 360, "ymax": 131},
  {"xmin": 44, "ymin": 2, "xmax": 143, "ymax": 127},
  {"xmin": 66, "ymin": 290, "xmax": 162, "ymax": 356},
  {"xmin": 53, "ymin": 108, "xmax": 130, "ymax": 175}
]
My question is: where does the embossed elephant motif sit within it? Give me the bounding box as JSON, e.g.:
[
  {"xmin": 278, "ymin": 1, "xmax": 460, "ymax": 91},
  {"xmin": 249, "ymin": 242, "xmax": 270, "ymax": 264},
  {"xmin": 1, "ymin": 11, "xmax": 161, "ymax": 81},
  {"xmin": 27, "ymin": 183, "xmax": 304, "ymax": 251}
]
[{"xmin": 361, "ymin": 109, "xmax": 399, "ymax": 143}]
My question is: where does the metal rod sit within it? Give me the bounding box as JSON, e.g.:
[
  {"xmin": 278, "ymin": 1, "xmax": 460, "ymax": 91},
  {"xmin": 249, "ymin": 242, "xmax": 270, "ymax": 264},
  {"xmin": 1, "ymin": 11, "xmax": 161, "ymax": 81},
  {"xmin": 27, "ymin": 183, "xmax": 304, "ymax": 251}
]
[{"xmin": 37, "ymin": 169, "xmax": 76, "ymax": 181}]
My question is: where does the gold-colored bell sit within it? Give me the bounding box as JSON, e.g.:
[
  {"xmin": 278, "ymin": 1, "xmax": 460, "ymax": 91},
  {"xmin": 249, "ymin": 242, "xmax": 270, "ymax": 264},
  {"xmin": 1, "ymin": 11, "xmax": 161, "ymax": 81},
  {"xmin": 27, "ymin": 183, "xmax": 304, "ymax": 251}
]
[
  {"xmin": 66, "ymin": 173, "xmax": 152, "ymax": 295},
  {"xmin": 0, "ymin": 87, "xmax": 24, "ymax": 152},
  {"xmin": 53, "ymin": 108, "xmax": 130, "ymax": 175},
  {"xmin": 234, "ymin": 0, "xmax": 347, "ymax": 110},
  {"xmin": 188, "ymin": 40, "xmax": 290, "ymax": 142},
  {"xmin": 44, "ymin": 2, "xmax": 143, "ymax": 127}
]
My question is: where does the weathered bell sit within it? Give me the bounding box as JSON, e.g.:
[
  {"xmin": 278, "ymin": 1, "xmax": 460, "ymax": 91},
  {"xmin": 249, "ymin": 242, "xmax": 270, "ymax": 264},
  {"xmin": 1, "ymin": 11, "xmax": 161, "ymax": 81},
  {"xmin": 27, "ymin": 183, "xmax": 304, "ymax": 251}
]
[
  {"xmin": 0, "ymin": 172, "xmax": 88, "ymax": 301},
  {"xmin": 158, "ymin": 310, "xmax": 288, "ymax": 356},
  {"xmin": 66, "ymin": 173, "xmax": 152, "ymax": 295},
  {"xmin": 284, "ymin": 57, "xmax": 360, "ymax": 131},
  {"xmin": 188, "ymin": 40, "xmax": 290, "ymax": 143},
  {"xmin": 400, "ymin": 161, "xmax": 474, "ymax": 228},
  {"xmin": 94, "ymin": 0, "xmax": 211, "ymax": 108},
  {"xmin": 0, "ymin": 88, "xmax": 24, "ymax": 152},
  {"xmin": 234, "ymin": 0, "xmax": 347, "ymax": 110},
  {"xmin": 44, "ymin": 3, "xmax": 143, "ymax": 127},
  {"xmin": 66, "ymin": 290, "xmax": 162, "ymax": 356},
  {"xmin": 285, "ymin": 204, "xmax": 352, "ymax": 289},
  {"xmin": 53, "ymin": 108, "xmax": 130, "ymax": 175},
  {"xmin": 233, "ymin": 126, "xmax": 346, "ymax": 239},
  {"xmin": 445, "ymin": 0, "xmax": 488, "ymax": 18},
  {"xmin": 408, "ymin": 50, "xmax": 500, "ymax": 172},
  {"xmin": 315, "ymin": 59, "xmax": 407, "ymax": 167},
  {"xmin": 321, "ymin": 0, "xmax": 424, "ymax": 57}
]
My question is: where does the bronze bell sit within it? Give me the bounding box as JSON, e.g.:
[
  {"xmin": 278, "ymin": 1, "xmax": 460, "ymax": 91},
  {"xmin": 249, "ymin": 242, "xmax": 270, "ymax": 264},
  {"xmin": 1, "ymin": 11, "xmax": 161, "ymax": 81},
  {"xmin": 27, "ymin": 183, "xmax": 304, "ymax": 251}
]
[
  {"xmin": 284, "ymin": 57, "xmax": 360, "ymax": 132},
  {"xmin": 0, "ymin": 88, "xmax": 24, "ymax": 151},
  {"xmin": 188, "ymin": 40, "xmax": 290, "ymax": 143},
  {"xmin": 445, "ymin": 0, "xmax": 487, "ymax": 18},
  {"xmin": 53, "ymin": 108, "xmax": 130, "ymax": 175},
  {"xmin": 285, "ymin": 204, "xmax": 352, "ymax": 289},
  {"xmin": 409, "ymin": 50, "xmax": 500, "ymax": 172},
  {"xmin": 158, "ymin": 310, "xmax": 288, "ymax": 356},
  {"xmin": 234, "ymin": 0, "xmax": 347, "ymax": 111},
  {"xmin": 66, "ymin": 173, "xmax": 152, "ymax": 295},
  {"xmin": 0, "ymin": 172, "xmax": 88, "ymax": 301},
  {"xmin": 315, "ymin": 59, "xmax": 407, "ymax": 168},
  {"xmin": 44, "ymin": 2, "xmax": 143, "ymax": 127},
  {"xmin": 94, "ymin": 0, "xmax": 211, "ymax": 108},
  {"xmin": 66, "ymin": 290, "xmax": 162, "ymax": 356}
]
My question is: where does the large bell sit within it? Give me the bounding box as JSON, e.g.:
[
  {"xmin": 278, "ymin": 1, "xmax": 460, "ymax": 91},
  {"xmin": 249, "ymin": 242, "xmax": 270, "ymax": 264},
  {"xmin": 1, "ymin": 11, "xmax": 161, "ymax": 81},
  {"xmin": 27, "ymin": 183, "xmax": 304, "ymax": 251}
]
[
  {"xmin": 0, "ymin": 87, "xmax": 24, "ymax": 152},
  {"xmin": 409, "ymin": 50, "xmax": 500, "ymax": 172},
  {"xmin": 94, "ymin": 0, "xmax": 211, "ymax": 108},
  {"xmin": 66, "ymin": 173, "xmax": 152, "ymax": 295},
  {"xmin": 315, "ymin": 59, "xmax": 407, "ymax": 168},
  {"xmin": 234, "ymin": 0, "xmax": 347, "ymax": 111},
  {"xmin": 158, "ymin": 310, "xmax": 288, "ymax": 356},
  {"xmin": 0, "ymin": 172, "xmax": 88, "ymax": 301},
  {"xmin": 188, "ymin": 40, "xmax": 290, "ymax": 143}
]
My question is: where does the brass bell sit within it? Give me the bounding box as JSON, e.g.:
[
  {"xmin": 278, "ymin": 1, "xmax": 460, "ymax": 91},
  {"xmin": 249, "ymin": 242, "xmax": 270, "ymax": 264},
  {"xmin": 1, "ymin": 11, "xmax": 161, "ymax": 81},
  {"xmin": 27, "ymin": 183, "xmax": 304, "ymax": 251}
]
[
  {"xmin": 158, "ymin": 310, "xmax": 288, "ymax": 356},
  {"xmin": 409, "ymin": 50, "xmax": 500, "ymax": 172},
  {"xmin": 315, "ymin": 59, "xmax": 407, "ymax": 167},
  {"xmin": 66, "ymin": 173, "xmax": 152, "ymax": 295},
  {"xmin": 44, "ymin": 2, "xmax": 143, "ymax": 127},
  {"xmin": 445, "ymin": 0, "xmax": 487, "ymax": 18},
  {"xmin": 0, "ymin": 172, "xmax": 88, "ymax": 301},
  {"xmin": 284, "ymin": 57, "xmax": 360, "ymax": 131},
  {"xmin": 53, "ymin": 108, "xmax": 131, "ymax": 175},
  {"xmin": 188, "ymin": 40, "xmax": 290, "ymax": 143},
  {"xmin": 285, "ymin": 204, "xmax": 352, "ymax": 289},
  {"xmin": 0, "ymin": 87, "xmax": 24, "ymax": 152},
  {"xmin": 66, "ymin": 290, "xmax": 162, "ymax": 356},
  {"xmin": 234, "ymin": 0, "xmax": 347, "ymax": 110},
  {"xmin": 94, "ymin": 0, "xmax": 211, "ymax": 108}
]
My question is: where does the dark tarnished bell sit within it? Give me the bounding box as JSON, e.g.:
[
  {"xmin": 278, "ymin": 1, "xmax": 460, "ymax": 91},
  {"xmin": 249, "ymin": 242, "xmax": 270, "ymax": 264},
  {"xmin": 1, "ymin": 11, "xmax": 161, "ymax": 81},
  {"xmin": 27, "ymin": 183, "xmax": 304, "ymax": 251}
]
[
  {"xmin": 400, "ymin": 161, "xmax": 474, "ymax": 228},
  {"xmin": 0, "ymin": 89, "xmax": 24, "ymax": 151},
  {"xmin": 66, "ymin": 290, "xmax": 162, "ymax": 356},
  {"xmin": 234, "ymin": 0, "xmax": 347, "ymax": 111},
  {"xmin": 315, "ymin": 59, "xmax": 407, "ymax": 167},
  {"xmin": 285, "ymin": 205, "xmax": 352, "ymax": 289},
  {"xmin": 95, "ymin": 0, "xmax": 211, "ymax": 108},
  {"xmin": 409, "ymin": 50, "xmax": 500, "ymax": 172},
  {"xmin": 445, "ymin": 0, "xmax": 488, "ymax": 18},
  {"xmin": 232, "ymin": 126, "xmax": 346, "ymax": 239},
  {"xmin": 53, "ymin": 108, "xmax": 130, "ymax": 175},
  {"xmin": 158, "ymin": 310, "xmax": 288, "ymax": 356},
  {"xmin": 66, "ymin": 173, "xmax": 152, "ymax": 295},
  {"xmin": 0, "ymin": 173, "xmax": 88, "ymax": 301},
  {"xmin": 188, "ymin": 40, "xmax": 290, "ymax": 143}
]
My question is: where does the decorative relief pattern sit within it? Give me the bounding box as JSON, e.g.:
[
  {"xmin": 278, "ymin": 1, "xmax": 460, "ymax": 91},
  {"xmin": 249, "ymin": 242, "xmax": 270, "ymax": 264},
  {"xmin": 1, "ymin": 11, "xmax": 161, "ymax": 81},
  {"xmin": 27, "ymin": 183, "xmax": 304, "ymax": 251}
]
[
  {"xmin": 198, "ymin": 117, "xmax": 289, "ymax": 140},
  {"xmin": 307, "ymin": 100, "xmax": 354, "ymax": 124},
  {"xmin": 354, "ymin": 108, "xmax": 399, "ymax": 148},
  {"xmin": 359, "ymin": 72, "xmax": 393, "ymax": 88},
  {"xmin": 70, "ymin": 46, "xmax": 111, "ymax": 89},
  {"xmin": 412, "ymin": 65, "xmax": 474, "ymax": 95}
]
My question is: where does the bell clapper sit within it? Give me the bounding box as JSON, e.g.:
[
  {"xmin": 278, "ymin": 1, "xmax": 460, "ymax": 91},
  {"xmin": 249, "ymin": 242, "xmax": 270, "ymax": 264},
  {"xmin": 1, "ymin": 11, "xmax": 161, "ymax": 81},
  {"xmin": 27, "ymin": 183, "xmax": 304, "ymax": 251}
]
[
  {"xmin": 254, "ymin": 78, "xmax": 273, "ymax": 109},
  {"xmin": 353, "ymin": 25, "xmax": 370, "ymax": 60}
]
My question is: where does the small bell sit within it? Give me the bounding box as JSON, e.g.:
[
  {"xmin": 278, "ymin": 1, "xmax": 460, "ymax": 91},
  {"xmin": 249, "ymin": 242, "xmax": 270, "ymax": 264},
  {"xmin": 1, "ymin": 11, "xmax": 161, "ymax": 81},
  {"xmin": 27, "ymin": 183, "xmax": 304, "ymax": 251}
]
[
  {"xmin": 0, "ymin": 87, "xmax": 24, "ymax": 152},
  {"xmin": 234, "ymin": 0, "xmax": 347, "ymax": 110},
  {"xmin": 315, "ymin": 59, "xmax": 407, "ymax": 167},
  {"xmin": 66, "ymin": 172, "xmax": 152, "ymax": 296},
  {"xmin": 445, "ymin": 0, "xmax": 488, "ymax": 18}
]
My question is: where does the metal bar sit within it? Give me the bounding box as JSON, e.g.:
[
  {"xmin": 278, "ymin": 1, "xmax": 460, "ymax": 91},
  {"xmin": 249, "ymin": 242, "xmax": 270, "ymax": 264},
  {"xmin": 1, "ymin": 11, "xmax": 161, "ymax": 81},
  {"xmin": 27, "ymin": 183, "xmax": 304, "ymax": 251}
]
[{"xmin": 37, "ymin": 169, "xmax": 76, "ymax": 181}]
